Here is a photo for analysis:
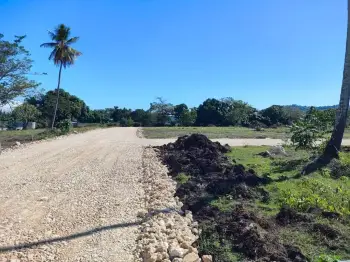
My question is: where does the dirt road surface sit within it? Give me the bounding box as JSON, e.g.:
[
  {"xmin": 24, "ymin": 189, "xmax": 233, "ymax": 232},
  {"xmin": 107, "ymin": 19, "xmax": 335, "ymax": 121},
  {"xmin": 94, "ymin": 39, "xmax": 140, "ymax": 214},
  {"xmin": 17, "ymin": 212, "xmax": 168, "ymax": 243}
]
[{"xmin": 0, "ymin": 128, "xmax": 144, "ymax": 262}]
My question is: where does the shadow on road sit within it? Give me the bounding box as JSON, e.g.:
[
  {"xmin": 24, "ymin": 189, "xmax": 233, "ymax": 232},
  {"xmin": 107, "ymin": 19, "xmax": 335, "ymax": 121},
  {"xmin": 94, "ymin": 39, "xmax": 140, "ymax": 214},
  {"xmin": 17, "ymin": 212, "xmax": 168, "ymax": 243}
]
[{"xmin": 0, "ymin": 221, "xmax": 140, "ymax": 253}]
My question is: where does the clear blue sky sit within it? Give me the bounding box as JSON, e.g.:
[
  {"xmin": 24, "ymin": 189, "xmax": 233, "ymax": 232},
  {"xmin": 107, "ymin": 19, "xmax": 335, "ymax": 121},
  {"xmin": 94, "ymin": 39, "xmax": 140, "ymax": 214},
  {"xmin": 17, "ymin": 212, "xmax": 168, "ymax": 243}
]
[{"xmin": 1, "ymin": 0, "xmax": 347, "ymax": 110}]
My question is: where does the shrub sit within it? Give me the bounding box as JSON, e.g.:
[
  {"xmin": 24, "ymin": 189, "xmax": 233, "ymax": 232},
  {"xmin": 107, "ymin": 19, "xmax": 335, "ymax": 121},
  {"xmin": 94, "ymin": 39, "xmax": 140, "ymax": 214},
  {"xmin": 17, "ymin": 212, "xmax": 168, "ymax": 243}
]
[
  {"xmin": 175, "ymin": 173, "xmax": 190, "ymax": 184},
  {"xmin": 290, "ymin": 107, "xmax": 332, "ymax": 151},
  {"xmin": 58, "ymin": 119, "xmax": 72, "ymax": 134}
]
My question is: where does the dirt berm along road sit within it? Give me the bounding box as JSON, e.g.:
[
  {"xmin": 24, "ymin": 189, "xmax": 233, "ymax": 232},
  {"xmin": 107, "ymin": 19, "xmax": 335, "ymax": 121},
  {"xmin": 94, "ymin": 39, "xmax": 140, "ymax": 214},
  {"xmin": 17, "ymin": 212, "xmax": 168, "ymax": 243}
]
[{"xmin": 1, "ymin": 127, "xmax": 350, "ymax": 261}]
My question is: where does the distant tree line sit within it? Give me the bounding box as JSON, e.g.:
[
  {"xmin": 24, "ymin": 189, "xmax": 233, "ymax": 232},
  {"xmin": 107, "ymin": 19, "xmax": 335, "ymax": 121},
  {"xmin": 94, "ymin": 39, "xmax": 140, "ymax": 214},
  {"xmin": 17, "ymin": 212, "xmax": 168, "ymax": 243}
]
[{"xmin": 0, "ymin": 88, "xmax": 341, "ymax": 129}]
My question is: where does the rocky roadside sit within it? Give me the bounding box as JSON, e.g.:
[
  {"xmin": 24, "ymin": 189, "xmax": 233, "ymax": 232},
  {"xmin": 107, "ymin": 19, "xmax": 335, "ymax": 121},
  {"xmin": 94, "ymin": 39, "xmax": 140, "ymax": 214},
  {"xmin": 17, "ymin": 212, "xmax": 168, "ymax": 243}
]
[{"xmin": 135, "ymin": 147, "xmax": 212, "ymax": 262}]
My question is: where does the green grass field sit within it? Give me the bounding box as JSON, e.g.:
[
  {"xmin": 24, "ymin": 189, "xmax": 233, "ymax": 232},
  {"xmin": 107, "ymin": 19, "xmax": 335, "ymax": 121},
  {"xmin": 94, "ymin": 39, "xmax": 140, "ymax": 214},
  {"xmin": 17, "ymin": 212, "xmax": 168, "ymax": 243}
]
[
  {"xmin": 225, "ymin": 146, "xmax": 350, "ymax": 260},
  {"xmin": 142, "ymin": 126, "xmax": 350, "ymax": 140},
  {"xmin": 0, "ymin": 125, "xmax": 104, "ymax": 150},
  {"xmin": 142, "ymin": 126, "xmax": 290, "ymax": 139}
]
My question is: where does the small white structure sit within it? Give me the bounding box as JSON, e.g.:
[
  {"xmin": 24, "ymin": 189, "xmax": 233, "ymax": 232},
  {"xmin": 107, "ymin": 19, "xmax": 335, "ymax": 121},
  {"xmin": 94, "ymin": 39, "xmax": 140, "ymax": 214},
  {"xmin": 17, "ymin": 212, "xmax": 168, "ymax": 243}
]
[{"xmin": 27, "ymin": 122, "xmax": 36, "ymax": 129}]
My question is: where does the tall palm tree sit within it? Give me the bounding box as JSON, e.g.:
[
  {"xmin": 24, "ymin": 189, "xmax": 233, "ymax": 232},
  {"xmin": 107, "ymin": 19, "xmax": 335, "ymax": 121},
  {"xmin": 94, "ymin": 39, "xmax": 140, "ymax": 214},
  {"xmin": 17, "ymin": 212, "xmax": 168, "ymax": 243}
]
[
  {"xmin": 323, "ymin": 0, "xmax": 350, "ymax": 158},
  {"xmin": 303, "ymin": 0, "xmax": 350, "ymax": 173},
  {"xmin": 40, "ymin": 24, "xmax": 81, "ymax": 129}
]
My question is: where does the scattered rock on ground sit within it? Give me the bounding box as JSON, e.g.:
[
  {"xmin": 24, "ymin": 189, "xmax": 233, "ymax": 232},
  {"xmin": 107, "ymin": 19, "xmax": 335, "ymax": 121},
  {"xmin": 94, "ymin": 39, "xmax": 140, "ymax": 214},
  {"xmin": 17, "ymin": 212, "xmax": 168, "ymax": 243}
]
[
  {"xmin": 201, "ymin": 255, "xmax": 213, "ymax": 262},
  {"xmin": 135, "ymin": 147, "xmax": 200, "ymax": 261},
  {"xmin": 269, "ymin": 145, "xmax": 287, "ymax": 156}
]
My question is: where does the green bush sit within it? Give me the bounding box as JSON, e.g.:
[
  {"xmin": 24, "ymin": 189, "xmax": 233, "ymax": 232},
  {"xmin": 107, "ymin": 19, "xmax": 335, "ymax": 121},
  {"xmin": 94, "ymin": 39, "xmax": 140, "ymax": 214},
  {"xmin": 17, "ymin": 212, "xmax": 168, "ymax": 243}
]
[
  {"xmin": 175, "ymin": 173, "xmax": 190, "ymax": 184},
  {"xmin": 58, "ymin": 119, "xmax": 72, "ymax": 134},
  {"xmin": 290, "ymin": 107, "xmax": 332, "ymax": 151}
]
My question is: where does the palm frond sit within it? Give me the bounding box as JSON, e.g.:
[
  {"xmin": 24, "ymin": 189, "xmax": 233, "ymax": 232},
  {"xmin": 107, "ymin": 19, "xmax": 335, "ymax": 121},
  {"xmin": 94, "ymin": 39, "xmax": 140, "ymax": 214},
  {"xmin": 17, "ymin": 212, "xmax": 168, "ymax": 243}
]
[
  {"xmin": 49, "ymin": 48, "xmax": 58, "ymax": 61},
  {"xmin": 42, "ymin": 24, "xmax": 81, "ymax": 67},
  {"xmin": 66, "ymin": 37, "xmax": 79, "ymax": 45},
  {"xmin": 40, "ymin": 42, "xmax": 57, "ymax": 48},
  {"xmin": 48, "ymin": 30, "xmax": 56, "ymax": 40},
  {"xmin": 55, "ymin": 24, "xmax": 71, "ymax": 41}
]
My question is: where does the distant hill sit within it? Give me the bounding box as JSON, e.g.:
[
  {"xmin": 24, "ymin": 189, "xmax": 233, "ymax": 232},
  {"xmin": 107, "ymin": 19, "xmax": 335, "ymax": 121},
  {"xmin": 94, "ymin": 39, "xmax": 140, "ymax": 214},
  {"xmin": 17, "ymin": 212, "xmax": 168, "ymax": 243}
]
[{"xmin": 285, "ymin": 104, "xmax": 338, "ymax": 112}]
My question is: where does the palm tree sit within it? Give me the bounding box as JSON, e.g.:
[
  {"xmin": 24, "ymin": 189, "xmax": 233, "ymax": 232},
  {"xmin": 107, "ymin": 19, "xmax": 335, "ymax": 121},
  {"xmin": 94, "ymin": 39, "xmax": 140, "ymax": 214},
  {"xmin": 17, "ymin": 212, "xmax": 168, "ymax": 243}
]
[
  {"xmin": 303, "ymin": 0, "xmax": 350, "ymax": 173},
  {"xmin": 40, "ymin": 24, "xmax": 81, "ymax": 129}
]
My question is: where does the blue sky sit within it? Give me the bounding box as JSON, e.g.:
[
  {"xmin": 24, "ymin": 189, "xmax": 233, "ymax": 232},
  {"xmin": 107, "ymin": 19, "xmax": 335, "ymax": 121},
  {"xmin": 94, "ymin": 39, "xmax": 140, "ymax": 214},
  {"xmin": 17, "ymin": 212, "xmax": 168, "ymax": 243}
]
[{"xmin": 1, "ymin": 0, "xmax": 347, "ymax": 110}]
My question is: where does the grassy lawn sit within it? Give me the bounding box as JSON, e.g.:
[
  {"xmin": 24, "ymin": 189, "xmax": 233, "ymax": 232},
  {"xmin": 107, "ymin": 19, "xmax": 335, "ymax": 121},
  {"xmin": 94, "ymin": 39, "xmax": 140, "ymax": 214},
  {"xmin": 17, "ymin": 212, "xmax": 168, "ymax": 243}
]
[
  {"xmin": 0, "ymin": 124, "xmax": 104, "ymax": 150},
  {"xmin": 225, "ymin": 146, "xmax": 350, "ymax": 260},
  {"xmin": 142, "ymin": 126, "xmax": 291, "ymax": 139},
  {"xmin": 143, "ymin": 126, "xmax": 350, "ymax": 140}
]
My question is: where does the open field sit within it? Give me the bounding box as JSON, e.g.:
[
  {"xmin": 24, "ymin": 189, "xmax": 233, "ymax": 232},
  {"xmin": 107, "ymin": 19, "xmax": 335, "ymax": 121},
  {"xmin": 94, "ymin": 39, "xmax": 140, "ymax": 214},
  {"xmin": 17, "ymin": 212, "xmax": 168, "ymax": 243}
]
[
  {"xmin": 0, "ymin": 125, "xmax": 105, "ymax": 150},
  {"xmin": 142, "ymin": 126, "xmax": 350, "ymax": 140}
]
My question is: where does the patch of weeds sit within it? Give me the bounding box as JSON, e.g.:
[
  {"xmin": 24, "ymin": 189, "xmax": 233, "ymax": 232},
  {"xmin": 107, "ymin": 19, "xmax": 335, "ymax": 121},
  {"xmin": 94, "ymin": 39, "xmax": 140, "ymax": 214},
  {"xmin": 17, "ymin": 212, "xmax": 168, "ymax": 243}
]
[
  {"xmin": 271, "ymin": 158, "xmax": 308, "ymax": 173},
  {"xmin": 252, "ymin": 201, "xmax": 280, "ymax": 217},
  {"xmin": 227, "ymin": 146, "xmax": 272, "ymax": 175},
  {"xmin": 175, "ymin": 173, "xmax": 190, "ymax": 184},
  {"xmin": 314, "ymin": 254, "xmax": 341, "ymax": 262},
  {"xmin": 270, "ymin": 176, "xmax": 350, "ymax": 215},
  {"xmin": 329, "ymin": 152, "xmax": 350, "ymax": 179},
  {"xmin": 199, "ymin": 227, "xmax": 242, "ymax": 262},
  {"xmin": 36, "ymin": 129, "xmax": 62, "ymax": 140},
  {"xmin": 279, "ymin": 227, "xmax": 330, "ymax": 260},
  {"xmin": 210, "ymin": 195, "xmax": 235, "ymax": 212},
  {"xmin": 227, "ymin": 146, "xmax": 309, "ymax": 180}
]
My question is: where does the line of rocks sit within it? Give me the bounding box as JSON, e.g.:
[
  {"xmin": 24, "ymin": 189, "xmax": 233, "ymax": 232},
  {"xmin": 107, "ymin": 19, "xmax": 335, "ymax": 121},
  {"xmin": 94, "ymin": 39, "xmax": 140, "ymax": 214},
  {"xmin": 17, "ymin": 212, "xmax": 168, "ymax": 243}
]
[{"xmin": 135, "ymin": 147, "xmax": 212, "ymax": 262}]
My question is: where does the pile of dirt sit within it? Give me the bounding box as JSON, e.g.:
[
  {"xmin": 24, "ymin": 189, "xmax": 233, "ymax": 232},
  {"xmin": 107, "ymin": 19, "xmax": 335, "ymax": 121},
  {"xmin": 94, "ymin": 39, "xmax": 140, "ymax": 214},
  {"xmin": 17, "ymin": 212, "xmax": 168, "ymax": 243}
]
[
  {"xmin": 157, "ymin": 134, "xmax": 269, "ymax": 203},
  {"xmin": 156, "ymin": 134, "xmax": 307, "ymax": 262},
  {"xmin": 276, "ymin": 206, "xmax": 311, "ymax": 226}
]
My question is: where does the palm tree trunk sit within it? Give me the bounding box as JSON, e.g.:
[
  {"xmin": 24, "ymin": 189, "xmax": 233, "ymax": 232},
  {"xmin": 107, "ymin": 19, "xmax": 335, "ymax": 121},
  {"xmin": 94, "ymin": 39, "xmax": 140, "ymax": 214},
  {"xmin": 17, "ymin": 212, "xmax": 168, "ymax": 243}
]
[
  {"xmin": 51, "ymin": 62, "xmax": 63, "ymax": 129},
  {"xmin": 303, "ymin": 0, "xmax": 350, "ymax": 174},
  {"xmin": 323, "ymin": 0, "xmax": 350, "ymax": 158}
]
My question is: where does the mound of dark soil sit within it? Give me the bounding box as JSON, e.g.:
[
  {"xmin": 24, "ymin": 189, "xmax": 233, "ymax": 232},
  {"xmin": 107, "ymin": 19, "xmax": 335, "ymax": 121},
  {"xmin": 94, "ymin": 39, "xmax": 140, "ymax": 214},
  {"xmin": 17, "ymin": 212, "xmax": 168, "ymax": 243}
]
[
  {"xmin": 312, "ymin": 223, "xmax": 340, "ymax": 240},
  {"xmin": 157, "ymin": 134, "xmax": 270, "ymax": 202},
  {"xmin": 156, "ymin": 134, "xmax": 307, "ymax": 262},
  {"xmin": 276, "ymin": 206, "xmax": 312, "ymax": 226},
  {"xmin": 222, "ymin": 206, "xmax": 306, "ymax": 262}
]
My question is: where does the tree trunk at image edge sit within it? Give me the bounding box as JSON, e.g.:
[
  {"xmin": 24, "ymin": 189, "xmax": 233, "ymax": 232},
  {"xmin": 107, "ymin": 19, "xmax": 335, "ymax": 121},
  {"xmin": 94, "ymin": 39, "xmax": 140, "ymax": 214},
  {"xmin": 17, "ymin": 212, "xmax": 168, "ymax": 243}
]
[
  {"xmin": 324, "ymin": 0, "xmax": 350, "ymax": 158},
  {"xmin": 51, "ymin": 62, "xmax": 63, "ymax": 129},
  {"xmin": 303, "ymin": 0, "xmax": 350, "ymax": 174}
]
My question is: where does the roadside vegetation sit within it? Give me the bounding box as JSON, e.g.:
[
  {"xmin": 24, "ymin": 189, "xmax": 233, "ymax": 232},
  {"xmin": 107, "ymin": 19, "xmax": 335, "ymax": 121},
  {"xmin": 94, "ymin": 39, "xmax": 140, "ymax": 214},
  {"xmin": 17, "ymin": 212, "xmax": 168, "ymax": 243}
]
[
  {"xmin": 158, "ymin": 134, "xmax": 350, "ymax": 262},
  {"xmin": 0, "ymin": 124, "xmax": 105, "ymax": 150},
  {"xmin": 155, "ymin": 103, "xmax": 350, "ymax": 261}
]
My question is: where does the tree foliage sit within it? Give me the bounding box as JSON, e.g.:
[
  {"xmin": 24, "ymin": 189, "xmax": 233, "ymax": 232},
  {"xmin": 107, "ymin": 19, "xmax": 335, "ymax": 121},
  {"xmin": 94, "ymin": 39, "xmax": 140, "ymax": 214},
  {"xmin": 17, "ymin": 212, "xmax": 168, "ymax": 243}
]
[
  {"xmin": 27, "ymin": 89, "xmax": 88, "ymax": 127},
  {"xmin": 40, "ymin": 24, "xmax": 82, "ymax": 68},
  {"xmin": 0, "ymin": 34, "xmax": 39, "ymax": 106},
  {"xmin": 291, "ymin": 107, "xmax": 335, "ymax": 151},
  {"xmin": 260, "ymin": 105, "xmax": 289, "ymax": 126},
  {"xmin": 150, "ymin": 97, "xmax": 174, "ymax": 126},
  {"xmin": 12, "ymin": 103, "xmax": 41, "ymax": 128},
  {"xmin": 196, "ymin": 98, "xmax": 228, "ymax": 126}
]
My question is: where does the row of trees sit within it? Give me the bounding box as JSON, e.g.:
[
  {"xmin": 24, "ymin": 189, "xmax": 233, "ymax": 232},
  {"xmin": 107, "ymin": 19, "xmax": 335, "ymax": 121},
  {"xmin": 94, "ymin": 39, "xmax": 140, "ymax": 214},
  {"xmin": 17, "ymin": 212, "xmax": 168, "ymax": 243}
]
[{"xmin": 2, "ymin": 89, "xmax": 337, "ymax": 129}]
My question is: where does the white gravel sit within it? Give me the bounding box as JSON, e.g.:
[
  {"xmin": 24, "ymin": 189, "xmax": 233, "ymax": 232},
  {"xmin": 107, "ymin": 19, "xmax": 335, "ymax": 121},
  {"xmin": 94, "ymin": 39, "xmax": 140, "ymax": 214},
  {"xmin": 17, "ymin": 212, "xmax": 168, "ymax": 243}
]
[
  {"xmin": 135, "ymin": 147, "xmax": 200, "ymax": 262},
  {"xmin": 0, "ymin": 128, "xmax": 144, "ymax": 261}
]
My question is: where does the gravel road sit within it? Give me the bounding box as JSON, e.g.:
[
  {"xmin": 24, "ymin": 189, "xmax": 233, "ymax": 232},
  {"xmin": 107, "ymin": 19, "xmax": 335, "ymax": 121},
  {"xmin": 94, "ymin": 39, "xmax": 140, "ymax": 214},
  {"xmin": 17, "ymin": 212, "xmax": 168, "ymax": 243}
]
[{"xmin": 0, "ymin": 128, "xmax": 145, "ymax": 262}]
